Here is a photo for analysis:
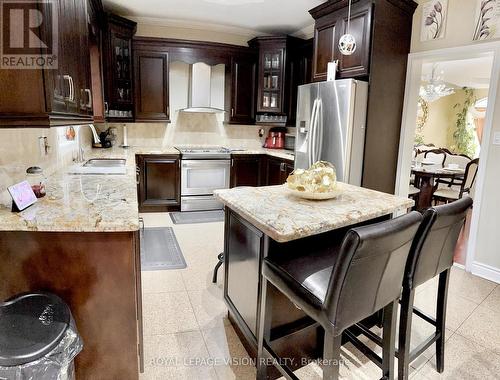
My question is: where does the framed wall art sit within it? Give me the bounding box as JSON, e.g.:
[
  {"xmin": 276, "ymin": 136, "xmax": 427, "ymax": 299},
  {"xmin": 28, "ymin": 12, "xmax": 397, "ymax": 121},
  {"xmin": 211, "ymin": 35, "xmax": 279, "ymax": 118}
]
[{"xmin": 420, "ymin": 0, "xmax": 448, "ymax": 41}]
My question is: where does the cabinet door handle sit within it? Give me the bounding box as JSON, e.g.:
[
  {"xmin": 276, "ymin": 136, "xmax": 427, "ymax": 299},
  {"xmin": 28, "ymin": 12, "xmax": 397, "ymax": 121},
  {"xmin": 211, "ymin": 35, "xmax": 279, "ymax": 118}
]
[
  {"xmin": 63, "ymin": 75, "xmax": 73, "ymax": 101},
  {"xmin": 231, "ymin": 159, "xmax": 234, "ymax": 167},
  {"xmin": 68, "ymin": 76, "xmax": 74, "ymax": 101},
  {"xmin": 231, "ymin": 108, "xmax": 234, "ymax": 117},
  {"xmin": 136, "ymin": 166, "xmax": 141, "ymax": 185},
  {"xmin": 85, "ymin": 89, "xmax": 92, "ymax": 108},
  {"xmin": 104, "ymin": 101, "xmax": 109, "ymax": 114}
]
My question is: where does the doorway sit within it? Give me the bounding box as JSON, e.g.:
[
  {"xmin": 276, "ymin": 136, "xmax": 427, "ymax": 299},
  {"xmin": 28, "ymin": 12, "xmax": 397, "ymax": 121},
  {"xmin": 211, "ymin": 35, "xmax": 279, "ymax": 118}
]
[{"xmin": 395, "ymin": 42, "xmax": 500, "ymax": 272}]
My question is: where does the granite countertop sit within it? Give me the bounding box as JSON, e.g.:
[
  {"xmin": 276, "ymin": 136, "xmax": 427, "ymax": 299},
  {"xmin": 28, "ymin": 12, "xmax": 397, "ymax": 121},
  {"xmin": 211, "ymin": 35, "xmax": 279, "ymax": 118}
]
[
  {"xmin": 214, "ymin": 183, "xmax": 414, "ymax": 243},
  {"xmin": 0, "ymin": 145, "xmax": 294, "ymax": 232},
  {"xmin": 230, "ymin": 148, "xmax": 294, "ymax": 161}
]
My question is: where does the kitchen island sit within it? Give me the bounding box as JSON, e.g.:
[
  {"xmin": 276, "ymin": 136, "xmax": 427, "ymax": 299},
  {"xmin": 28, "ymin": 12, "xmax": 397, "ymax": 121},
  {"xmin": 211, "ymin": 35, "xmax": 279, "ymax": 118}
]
[{"xmin": 214, "ymin": 184, "xmax": 413, "ymax": 369}]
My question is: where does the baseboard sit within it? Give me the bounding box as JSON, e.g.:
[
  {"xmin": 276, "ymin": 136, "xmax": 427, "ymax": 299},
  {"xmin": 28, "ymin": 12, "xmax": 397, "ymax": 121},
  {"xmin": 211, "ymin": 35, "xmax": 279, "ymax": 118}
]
[
  {"xmin": 471, "ymin": 261, "xmax": 500, "ymax": 284},
  {"xmin": 453, "ymin": 262, "xmax": 466, "ymax": 270}
]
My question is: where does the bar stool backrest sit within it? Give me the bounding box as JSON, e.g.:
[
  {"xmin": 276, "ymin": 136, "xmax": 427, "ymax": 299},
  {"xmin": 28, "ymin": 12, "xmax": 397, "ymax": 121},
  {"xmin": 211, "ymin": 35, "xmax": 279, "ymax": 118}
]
[
  {"xmin": 404, "ymin": 196, "xmax": 473, "ymax": 290},
  {"xmin": 324, "ymin": 212, "xmax": 422, "ymax": 332}
]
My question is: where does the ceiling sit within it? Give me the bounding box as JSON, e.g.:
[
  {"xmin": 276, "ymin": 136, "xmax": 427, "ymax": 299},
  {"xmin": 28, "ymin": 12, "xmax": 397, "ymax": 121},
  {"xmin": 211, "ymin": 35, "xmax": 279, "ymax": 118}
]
[
  {"xmin": 102, "ymin": 0, "xmax": 324, "ymax": 36},
  {"xmin": 422, "ymin": 56, "xmax": 494, "ymax": 89}
]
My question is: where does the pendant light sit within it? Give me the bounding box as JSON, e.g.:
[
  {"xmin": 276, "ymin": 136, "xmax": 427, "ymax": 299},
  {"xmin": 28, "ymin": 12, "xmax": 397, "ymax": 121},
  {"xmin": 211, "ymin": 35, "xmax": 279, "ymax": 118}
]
[{"xmin": 338, "ymin": 0, "xmax": 357, "ymax": 56}]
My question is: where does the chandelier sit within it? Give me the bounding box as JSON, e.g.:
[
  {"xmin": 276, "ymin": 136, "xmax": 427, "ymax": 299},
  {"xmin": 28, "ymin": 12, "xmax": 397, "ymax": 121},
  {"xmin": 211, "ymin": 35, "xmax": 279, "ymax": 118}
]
[{"xmin": 419, "ymin": 64, "xmax": 455, "ymax": 103}]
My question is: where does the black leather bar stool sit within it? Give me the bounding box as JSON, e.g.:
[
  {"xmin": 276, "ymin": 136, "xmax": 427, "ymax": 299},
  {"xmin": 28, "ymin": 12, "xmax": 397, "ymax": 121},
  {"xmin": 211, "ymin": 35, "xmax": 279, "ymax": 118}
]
[
  {"xmin": 257, "ymin": 211, "xmax": 422, "ymax": 380},
  {"xmin": 212, "ymin": 252, "xmax": 224, "ymax": 283},
  {"xmin": 349, "ymin": 197, "xmax": 472, "ymax": 380},
  {"xmin": 398, "ymin": 196, "xmax": 472, "ymax": 379}
]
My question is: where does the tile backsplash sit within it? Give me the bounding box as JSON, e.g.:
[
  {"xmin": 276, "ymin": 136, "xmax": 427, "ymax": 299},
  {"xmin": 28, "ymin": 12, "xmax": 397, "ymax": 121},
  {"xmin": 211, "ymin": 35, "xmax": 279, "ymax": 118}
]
[
  {"xmin": 107, "ymin": 112, "xmax": 271, "ymax": 149},
  {"xmin": 0, "ymin": 126, "xmax": 93, "ymax": 206}
]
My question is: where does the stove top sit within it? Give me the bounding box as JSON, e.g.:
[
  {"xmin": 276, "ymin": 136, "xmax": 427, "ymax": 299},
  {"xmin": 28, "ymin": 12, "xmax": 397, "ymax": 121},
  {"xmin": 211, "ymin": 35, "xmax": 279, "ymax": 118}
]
[{"xmin": 175, "ymin": 146, "xmax": 231, "ymax": 159}]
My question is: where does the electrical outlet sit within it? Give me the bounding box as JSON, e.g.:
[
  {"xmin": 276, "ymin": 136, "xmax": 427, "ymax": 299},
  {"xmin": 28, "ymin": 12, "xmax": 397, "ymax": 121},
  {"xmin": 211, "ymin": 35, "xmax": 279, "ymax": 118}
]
[
  {"xmin": 38, "ymin": 136, "xmax": 50, "ymax": 156},
  {"xmin": 493, "ymin": 132, "xmax": 500, "ymax": 146},
  {"xmin": 38, "ymin": 137, "xmax": 46, "ymax": 156}
]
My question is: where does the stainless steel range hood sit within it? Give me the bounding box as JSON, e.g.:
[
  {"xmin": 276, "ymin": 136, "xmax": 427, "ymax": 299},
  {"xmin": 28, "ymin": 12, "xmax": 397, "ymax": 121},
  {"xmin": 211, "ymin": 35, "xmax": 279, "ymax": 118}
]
[{"xmin": 180, "ymin": 62, "xmax": 225, "ymax": 113}]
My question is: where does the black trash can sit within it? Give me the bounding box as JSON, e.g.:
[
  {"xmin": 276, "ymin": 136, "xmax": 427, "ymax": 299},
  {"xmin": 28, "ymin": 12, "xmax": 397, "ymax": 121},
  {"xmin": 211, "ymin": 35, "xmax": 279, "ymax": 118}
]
[{"xmin": 0, "ymin": 292, "xmax": 83, "ymax": 380}]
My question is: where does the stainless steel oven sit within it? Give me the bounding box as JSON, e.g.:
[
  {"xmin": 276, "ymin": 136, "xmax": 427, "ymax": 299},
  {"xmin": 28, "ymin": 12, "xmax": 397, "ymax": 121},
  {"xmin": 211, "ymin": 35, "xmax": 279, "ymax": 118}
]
[{"xmin": 176, "ymin": 147, "xmax": 231, "ymax": 211}]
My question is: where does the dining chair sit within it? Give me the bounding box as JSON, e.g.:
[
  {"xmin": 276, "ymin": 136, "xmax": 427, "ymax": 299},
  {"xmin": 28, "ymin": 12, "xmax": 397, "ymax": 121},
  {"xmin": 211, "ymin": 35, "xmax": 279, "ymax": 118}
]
[
  {"xmin": 445, "ymin": 153, "xmax": 471, "ymax": 169},
  {"xmin": 433, "ymin": 158, "xmax": 479, "ymax": 203},
  {"xmin": 411, "ymin": 150, "xmax": 424, "ymax": 187},
  {"xmin": 256, "ymin": 212, "xmax": 422, "ymax": 380},
  {"xmin": 346, "ymin": 197, "xmax": 472, "ymax": 380},
  {"xmin": 415, "ymin": 144, "xmax": 436, "ymax": 153},
  {"xmin": 435, "ymin": 153, "xmax": 472, "ymax": 188},
  {"xmin": 439, "ymin": 147, "xmax": 452, "ymax": 154},
  {"xmin": 424, "ymin": 149, "xmax": 447, "ymax": 166}
]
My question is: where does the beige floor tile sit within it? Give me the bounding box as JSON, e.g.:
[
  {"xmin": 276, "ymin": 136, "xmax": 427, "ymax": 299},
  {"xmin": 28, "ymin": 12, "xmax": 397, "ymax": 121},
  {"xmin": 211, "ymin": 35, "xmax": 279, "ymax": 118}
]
[
  {"xmin": 456, "ymin": 305, "xmax": 500, "ymax": 356},
  {"xmin": 172, "ymin": 222, "xmax": 224, "ymax": 256},
  {"xmin": 138, "ymin": 216, "xmax": 500, "ymax": 380},
  {"xmin": 340, "ymin": 342, "xmax": 387, "ymax": 379},
  {"xmin": 417, "ymin": 333, "xmax": 500, "ymax": 379},
  {"xmin": 181, "ymin": 262, "xmax": 218, "ymax": 291},
  {"xmin": 140, "ymin": 212, "xmax": 173, "ymax": 228},
  {"xmin": 282, "ymin": 341, "xmax": 391, "ymax": 379},
  {"xmin": 188, "ymin": 286, "xmax": 230, "ymax": 330},
  {"xmin": 413, "ymin": 284, "xmax": 479, "ymax": 331},
  {"xmin": 142, "ymin": 291, "xmax": 198, "ymax": 335},
  {"xmin": 447, "ymin": 267, "xmax": 497, "ymax": 304},
  {"xmin": 141, "ymin": 270, "xmax": 186, "ymax": 294},
  {"xmin": 202, "ymin": 323, "xmax": 256, "ymax": 380},
  {"xmin": 140, "ymin": 331, "xmax": 217, "ymax": 380},
  {"xmin": 481, "ymin": 285, "xmax": 500, "ymax": 313},
  {"xmin": 415, "ymin": 276, "xmax": 439, "ymax": 295},
  {"xmin": 403, "ymin": 316, "xmax": 454, "ymax": 371}
]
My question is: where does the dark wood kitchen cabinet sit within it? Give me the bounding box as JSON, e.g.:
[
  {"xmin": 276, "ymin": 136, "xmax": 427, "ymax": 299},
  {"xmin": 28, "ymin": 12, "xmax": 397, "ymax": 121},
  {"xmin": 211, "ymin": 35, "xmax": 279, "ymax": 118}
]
[
  {"xmin": 133, "ymin": 47, "xmax": 170, "ymax": 121},
  {"xmin": 230, "ymin": 155, "xmax": 263, "ymax": 187},
  {"xmin": 0, "ymin": 0, "xmax": 94, "ymax": 127},
  {"xmin": 310, "ymin": 1, "xmax": 372, "ymax": 81},
  {"xmin": 287, "ymin": 39, "xmax": 313, "ymax": 126},
  {"xmin": 102, "ymin": 13, "xmax": 136, "ymax": 122},
  {"xmin": 248, "ymin": 36, "xmax": 311, "ymax": 126},
  {"xmin": 266, "ymin": 156, "xmax": 294, "ymax": 186},
  {"xmin": 309, "ymin": 0, "xmax": 417, "ymax": 194},
  {"xmin": 136, "ymin": 154, "xmax": 180, "ymax": 212},
  {"xmin": 229, "ymin": 55, "xmax": 257, "ymax": 124}
]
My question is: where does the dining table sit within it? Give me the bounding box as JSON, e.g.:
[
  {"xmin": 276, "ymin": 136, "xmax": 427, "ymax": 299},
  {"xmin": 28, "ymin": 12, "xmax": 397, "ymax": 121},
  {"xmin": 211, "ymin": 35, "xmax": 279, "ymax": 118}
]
[{"xmin": 411, "ymin": 164, "xmax": 465, "ymax": 210}]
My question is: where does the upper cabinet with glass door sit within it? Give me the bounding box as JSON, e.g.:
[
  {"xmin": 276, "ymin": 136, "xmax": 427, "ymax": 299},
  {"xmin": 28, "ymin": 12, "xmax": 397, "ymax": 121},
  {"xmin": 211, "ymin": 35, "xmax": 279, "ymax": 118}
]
[
  {"xmin": 249, "ymin": 36, "xmax": 312, "ymax": 126},
  {"xmin": 260, "ymin": 49, "xmax": 284, "ymax": 112},
  {"xmin": 102, "ymin": 13, "xmax": 137, "ymax": 122}
]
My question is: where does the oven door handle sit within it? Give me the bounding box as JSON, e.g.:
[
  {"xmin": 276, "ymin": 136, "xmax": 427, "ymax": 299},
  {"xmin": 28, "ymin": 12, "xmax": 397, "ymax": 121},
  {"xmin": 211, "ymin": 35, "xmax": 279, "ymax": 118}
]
[{"xmin": 181, "ymin": 160, "xmax": 231, "ymax": 169}]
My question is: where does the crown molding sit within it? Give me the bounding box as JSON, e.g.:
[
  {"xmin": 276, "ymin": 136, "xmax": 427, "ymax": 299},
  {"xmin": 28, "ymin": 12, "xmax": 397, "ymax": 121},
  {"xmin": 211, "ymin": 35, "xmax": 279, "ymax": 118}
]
[
  {"xmin": 125, "ymin": 16, "xmax": 265, "ymax": 38},
  {"xmin": 291, "ymin": 22, "xmax": 315, "ymax": 39}
]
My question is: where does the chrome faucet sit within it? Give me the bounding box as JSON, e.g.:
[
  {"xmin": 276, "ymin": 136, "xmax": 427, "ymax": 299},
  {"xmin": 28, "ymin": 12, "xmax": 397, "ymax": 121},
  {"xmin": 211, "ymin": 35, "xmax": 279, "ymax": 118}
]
[{"xmin": 74, "ymin": 124, "xmax": 101, "ymax": 163}]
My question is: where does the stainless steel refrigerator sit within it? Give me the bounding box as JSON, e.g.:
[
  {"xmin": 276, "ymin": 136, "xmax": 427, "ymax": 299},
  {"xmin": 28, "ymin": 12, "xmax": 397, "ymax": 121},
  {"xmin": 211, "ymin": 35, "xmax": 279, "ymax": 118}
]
[{"xmin": 294, "ymin": 79, "xmax": 368, "ymax": 186}]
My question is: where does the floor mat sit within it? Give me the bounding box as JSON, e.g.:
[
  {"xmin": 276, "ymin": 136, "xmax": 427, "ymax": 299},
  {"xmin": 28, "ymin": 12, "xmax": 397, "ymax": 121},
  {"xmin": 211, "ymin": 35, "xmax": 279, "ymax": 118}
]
[
  {"xmin": 140, "ymin": 227, "xmax": 187, "ymax": 271},
  {"xmin": 169, "ymin": 210, "xmax": 224, "ymax": 224}
]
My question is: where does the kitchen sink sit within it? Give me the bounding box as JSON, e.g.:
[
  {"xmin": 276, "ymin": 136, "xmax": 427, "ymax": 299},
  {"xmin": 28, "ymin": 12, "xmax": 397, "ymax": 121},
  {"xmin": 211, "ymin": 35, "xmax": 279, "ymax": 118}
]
[
  {"xmin": 83, "ymin": 158, "xmax": 126, "ymax": 167},
  {"xmin": 68, "ymin": 158, "xmax": 127, "ymax": 175}
]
